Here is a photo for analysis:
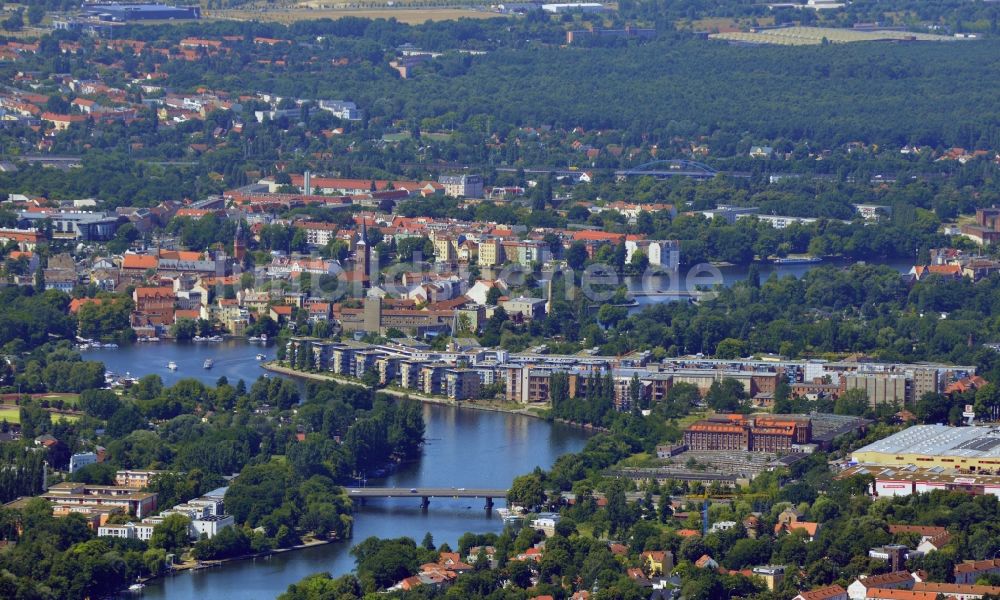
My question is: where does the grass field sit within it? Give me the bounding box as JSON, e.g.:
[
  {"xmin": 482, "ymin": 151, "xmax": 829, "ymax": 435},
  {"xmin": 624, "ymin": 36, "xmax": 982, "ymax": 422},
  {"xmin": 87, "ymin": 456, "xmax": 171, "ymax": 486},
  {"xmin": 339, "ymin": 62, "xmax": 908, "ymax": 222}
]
[
  {"xmin": 0, "ymin": 405, "xmax": 81, "ymax": 424},
  {"xmin": 205, "ymin": 7, "xmax": 503, "ymax": 24},
  {"xmin": 0, "ymin": 408, "xmax": 19, "ymax": 424},
  {"xmin": 39, "ymin": 393, "xmax": 80, "ymax": 408}
]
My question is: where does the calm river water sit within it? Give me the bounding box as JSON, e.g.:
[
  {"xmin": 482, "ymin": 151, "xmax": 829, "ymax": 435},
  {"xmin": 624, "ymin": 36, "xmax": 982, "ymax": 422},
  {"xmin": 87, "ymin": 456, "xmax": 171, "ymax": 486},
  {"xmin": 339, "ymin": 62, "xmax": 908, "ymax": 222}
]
[
  {"xmin": 84, "ymin": 257, "xmax": 910, "ymax": 598},
  {"xmin": 88, "ymin": 341, "xmax": 591, "ymax": 599}
]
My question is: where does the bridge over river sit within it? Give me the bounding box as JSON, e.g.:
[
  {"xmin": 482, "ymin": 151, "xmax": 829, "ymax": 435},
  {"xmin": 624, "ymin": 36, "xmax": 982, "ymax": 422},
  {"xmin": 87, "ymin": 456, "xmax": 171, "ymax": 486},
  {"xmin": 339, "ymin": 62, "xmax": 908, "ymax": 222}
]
[{"xmin": 346, "ymin": 487, "xmax": 509, "ymax": 509}]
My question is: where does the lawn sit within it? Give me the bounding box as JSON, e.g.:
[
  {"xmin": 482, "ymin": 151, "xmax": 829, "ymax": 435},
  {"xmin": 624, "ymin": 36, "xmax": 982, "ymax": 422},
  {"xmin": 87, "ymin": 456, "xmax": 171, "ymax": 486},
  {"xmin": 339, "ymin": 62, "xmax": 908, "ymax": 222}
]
[
  {"xmin": 39, "ymin": 393, "xmax": 80, "ymax": 408},
  {"xmin": 0, "ymin": 408, "xmax": 19, "ymax": 424},
  {"xmin": 672, "ymin": 411, "xmax": 708, "ymax": 430}
]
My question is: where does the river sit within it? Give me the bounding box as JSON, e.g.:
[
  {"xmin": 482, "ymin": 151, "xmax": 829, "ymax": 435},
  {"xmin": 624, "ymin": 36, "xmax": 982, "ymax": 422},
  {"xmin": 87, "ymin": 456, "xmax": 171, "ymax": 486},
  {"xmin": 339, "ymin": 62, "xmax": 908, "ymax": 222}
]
[
  {"xmin": 87, "ymin": 341, "xmax": 591, "ymax": 599},
  {"xmin": 84, "ymin": 257, "xmax": 910, "ymax": 598}
]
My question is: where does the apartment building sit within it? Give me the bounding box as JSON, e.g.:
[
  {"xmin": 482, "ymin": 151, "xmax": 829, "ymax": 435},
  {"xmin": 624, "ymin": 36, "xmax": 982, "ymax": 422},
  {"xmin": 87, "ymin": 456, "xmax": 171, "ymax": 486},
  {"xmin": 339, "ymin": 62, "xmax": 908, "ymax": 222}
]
[{"xmin": 439, "ymin": 174, "xmax": 484, "ymax": 198}]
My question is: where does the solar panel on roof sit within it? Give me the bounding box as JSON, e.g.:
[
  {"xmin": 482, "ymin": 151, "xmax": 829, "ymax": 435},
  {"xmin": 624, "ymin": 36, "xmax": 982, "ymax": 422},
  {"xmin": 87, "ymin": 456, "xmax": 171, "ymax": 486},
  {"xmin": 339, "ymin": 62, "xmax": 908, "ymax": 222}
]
[{"xmin": 953, "ymin": 438, "xmax": 1000, "ymax": 452}]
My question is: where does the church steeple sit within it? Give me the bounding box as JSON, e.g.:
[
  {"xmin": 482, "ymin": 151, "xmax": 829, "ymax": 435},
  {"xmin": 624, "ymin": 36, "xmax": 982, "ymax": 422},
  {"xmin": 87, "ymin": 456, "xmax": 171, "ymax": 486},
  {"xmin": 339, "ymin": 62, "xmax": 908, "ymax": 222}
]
[
  {"xmin": 233, "ymin": 221, "xmax": 246, "ymax": 262},
  {"xmin": 355, "ymin": 219, "xmax": 370, "ymax": 285}
]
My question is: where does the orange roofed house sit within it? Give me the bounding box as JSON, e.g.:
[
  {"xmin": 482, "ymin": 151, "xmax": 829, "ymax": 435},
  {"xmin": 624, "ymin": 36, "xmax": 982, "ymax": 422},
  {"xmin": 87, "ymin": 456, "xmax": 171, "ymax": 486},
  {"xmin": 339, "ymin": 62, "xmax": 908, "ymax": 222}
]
[
  {"xmin": 132, "ymin": 287, "xmax": 175, "ymax": 330},
  {"xmin": 793, "ymin": 584, "xmax": 847, "ymax": 600}
]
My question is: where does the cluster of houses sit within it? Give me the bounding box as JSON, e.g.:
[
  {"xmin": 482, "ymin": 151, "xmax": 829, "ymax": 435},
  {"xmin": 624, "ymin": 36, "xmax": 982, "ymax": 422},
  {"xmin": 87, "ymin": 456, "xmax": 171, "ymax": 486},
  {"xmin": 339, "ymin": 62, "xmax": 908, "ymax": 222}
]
[
  {"xmin": 794, "ymin": 569, "xmax": 1000, "ymax": 600},
  {"xmin": 5, "ymin": 468, "xmax": 162, "ymax": 528},
  {"xmin": 97, "ymin": 485, "xmax": 234, "ymax": 543},
  {"xmin": 3, "ymin": 467, "xmax": 235, "ymax": 543},
  {"xmin": 407, "ymin": 503, "xmax": 994, "ymax": 600}
]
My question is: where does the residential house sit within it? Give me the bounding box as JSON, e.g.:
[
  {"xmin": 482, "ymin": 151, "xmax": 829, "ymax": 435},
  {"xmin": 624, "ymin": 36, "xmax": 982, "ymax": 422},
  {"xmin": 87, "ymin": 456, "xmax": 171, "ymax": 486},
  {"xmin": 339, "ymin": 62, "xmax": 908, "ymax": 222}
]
[
  {"xmin": 911, "ymin": 582, "xmax": 1000, "ymax": 599},
  {"xmin": 775, "ymin": 520, "xmax": 821, "ymax": 541},
  {"xmin": 794, "ymin": 585, "xmax": 848, "ymax": 600},
  {"xmin": 847, "ymin": 572, "xmax": 915, "ymax": 600},
  {"xmin": 955, "ymin": 559, "xmax": 1000, "ymax": 585},
  {"xmin": 467, "ymin": 279, "xmax": 508, "ymax": 306},
  {"xmin": 753, "ymin": 566, "xmax": 785, "ymax": 591},
  {"xmin": 641, "ymin": 550, "xmax": 673, "ymax": 576},
  {"xmin": 270, "ymin": 304, "xmax": 293, "ymax": 323},
  {"xmin": 501, "ymin": 297, "xmax": 546, "ymax": 321}
]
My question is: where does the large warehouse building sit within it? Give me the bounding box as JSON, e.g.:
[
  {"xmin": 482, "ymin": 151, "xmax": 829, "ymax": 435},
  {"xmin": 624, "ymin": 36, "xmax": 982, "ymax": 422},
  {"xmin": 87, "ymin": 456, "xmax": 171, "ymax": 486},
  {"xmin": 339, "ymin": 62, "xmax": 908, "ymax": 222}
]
[
  {"xmin": 82, "ymin": 4, "xmax": 201, "ymax": 21},
  {"xmin": 851, "ymin": 425, "xmax": 1000, "ymax": 473}
]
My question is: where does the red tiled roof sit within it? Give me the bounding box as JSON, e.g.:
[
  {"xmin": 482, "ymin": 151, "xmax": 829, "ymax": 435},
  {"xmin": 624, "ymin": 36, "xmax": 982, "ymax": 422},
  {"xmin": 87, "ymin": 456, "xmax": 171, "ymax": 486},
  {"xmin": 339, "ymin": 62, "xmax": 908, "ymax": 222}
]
[
  {"xmin": 122, "ymin": 254, "xmax": 158, "ymax": 270},
  {"xmin": 796, "ymin": 584, "xmax": 846, "ymax": 600}
]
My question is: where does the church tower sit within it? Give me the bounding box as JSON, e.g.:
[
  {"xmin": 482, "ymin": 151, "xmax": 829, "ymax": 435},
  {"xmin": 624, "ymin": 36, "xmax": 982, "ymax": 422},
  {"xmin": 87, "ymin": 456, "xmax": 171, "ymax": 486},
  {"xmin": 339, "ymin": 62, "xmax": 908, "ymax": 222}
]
[
  {"xmin": 355, "ymin": 220, "xmax": 370, "ymax": 287},
  {"xmin": 233, "ymin": 221, "xmax": 246, "ymax": 263}
]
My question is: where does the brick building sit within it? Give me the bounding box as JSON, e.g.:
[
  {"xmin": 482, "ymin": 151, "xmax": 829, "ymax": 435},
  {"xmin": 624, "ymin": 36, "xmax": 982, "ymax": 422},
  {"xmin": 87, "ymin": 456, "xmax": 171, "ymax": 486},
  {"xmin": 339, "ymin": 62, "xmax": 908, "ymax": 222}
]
[{"xmin": 683, "ymin": 414, "xmax": 812, "ymax": 452}]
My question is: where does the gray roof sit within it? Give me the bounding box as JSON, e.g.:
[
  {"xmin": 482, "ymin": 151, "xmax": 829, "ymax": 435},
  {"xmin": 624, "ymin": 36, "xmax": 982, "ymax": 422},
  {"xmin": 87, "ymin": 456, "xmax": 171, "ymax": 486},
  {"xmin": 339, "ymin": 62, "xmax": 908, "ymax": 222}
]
[{"xmin": 854, "ymin": 424, "xmax": 1000, "ymax": 458}]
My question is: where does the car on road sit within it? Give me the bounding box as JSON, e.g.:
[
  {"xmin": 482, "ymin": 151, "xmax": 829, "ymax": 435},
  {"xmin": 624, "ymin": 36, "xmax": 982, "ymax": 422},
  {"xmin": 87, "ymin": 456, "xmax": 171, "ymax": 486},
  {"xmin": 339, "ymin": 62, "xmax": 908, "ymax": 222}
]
[
  {"xmin": 410, "ymin": 488, "xmax": 418, "ymax": 493},
  {"xmin": 457, "ymin": 487, "xmax": 466, "ymax": 491}
]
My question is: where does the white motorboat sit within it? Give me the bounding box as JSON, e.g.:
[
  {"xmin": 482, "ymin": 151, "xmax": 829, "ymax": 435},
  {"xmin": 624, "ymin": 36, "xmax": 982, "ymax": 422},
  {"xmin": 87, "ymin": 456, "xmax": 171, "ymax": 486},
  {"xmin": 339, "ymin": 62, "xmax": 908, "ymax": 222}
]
[
  {"xmin": 167, "ymin": 361, "xmax": 178, "ymax": 371},
  {"xmin": 256, "ymin": 353, "xmax": 265, "ymax": 361},
  {"xmin": 203, "ymin": 359, "xmax": 214, "ymax": 369}
]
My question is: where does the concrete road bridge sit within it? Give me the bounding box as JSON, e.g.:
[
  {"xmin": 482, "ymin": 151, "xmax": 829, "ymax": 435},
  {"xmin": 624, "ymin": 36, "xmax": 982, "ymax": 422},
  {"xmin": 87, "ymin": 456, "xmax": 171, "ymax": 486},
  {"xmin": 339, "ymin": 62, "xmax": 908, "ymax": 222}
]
[{"xmin": 345, "ymin": 487, "xmax": 508, "ymax": 509}]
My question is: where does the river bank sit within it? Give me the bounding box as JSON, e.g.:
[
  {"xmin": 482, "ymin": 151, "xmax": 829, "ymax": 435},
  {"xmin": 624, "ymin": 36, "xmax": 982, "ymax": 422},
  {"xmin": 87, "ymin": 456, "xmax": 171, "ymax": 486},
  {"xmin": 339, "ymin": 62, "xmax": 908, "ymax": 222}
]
[
  {"xmin": 261, "ymin": 361, "xmax": 550, "ymax": 419},
  {"xmin": 136, "ymin": 537, "xmax": 337, "ymax": 591}
]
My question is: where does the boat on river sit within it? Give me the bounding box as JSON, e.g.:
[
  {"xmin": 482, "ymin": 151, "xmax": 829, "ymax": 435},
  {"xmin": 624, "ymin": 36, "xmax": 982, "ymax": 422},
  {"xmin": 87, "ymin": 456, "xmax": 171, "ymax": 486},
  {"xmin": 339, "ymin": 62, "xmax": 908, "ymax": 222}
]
[
  {"xmin": 203, "ymin": 359, "xmax": 214, "ymax": 369},
  {"xmin": 167, "ymin": 361, "xmax": 178, "ymax": 371},
  {"xmin": 772, "ymin": 256, "xmax": 822, "ymax": 264}
]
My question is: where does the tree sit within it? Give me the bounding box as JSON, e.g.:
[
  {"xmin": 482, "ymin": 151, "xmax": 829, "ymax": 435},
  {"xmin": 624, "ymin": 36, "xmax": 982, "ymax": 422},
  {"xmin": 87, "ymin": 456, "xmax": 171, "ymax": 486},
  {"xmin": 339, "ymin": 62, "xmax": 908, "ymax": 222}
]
[
  {"xmin": 508, "ymin": 474, "xmax": 545, "ymax": 509},
  {"xmin": 150, "ymin": 514, "xmax": 191, "ymax": 554},
  {"xmin": 628, "ymin": 372, "xmax": 642, "ymax": 410},
  {"xmin": 27, "ymin": 5, "xmax": 44, "ymax": 26},
  {"xmin": 567, "ymin": 241, "xmax": 589, "ymax": 271},
  {"xmin": 714, "ymin": 338, "xmax": 747, "ymax": 359},
  {"xmin": 421, "ymin": 532, "xmax": 435, "ymax": 550},
  {"xmin": 486, "ymin": 285, "xmax": 503, "ymax": 306},
  {"xmin": 171, "ymin": 319, "xmax": 197, "ymax": 341},
  {"xmin": 834, "ymin": 388, "xmax": 870, "ymax": 416},
  {"xmin": 915, "ymin": 392, "xmax": 951, "ymax": 424},
  {"xmin": 773, "ymin": 378, "xmax": 793, "ymax": 413},
  {"xmin": 2, "ymin": 10, "xmax": 23, "ymax": 32},
  {"xmin": 705, "ymin": 378, "xmax": 748, "ymax": 412},
  {"xmin": 628, "ymin": 249, "xmax": 649, "ymax": 274},
  {"xmin": 657, "ymin": 492, "xmax": 673, "ymax": 523},
  {"xmin": 613, "ymin": 241, "xmax": 627, "ymax": 273}
]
